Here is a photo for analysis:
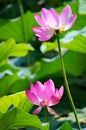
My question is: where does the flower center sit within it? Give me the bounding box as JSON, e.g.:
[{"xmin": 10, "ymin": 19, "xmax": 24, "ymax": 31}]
[
  {"xmin": 58, "ymin": 27, "xmax": 65, "ymax": 33},
  {"xmin": 40, "ymin": 100, "xmax": 46, "ymax": 108}
]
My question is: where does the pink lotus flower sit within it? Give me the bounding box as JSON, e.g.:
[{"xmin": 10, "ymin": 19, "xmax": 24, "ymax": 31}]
[
  {"xmin": 32, "ymin": 5, "xmax": 77, "ymax": 41},
  {"xmin": 26, "ymin": 79, "xmax": 64, "ymax": 115}
]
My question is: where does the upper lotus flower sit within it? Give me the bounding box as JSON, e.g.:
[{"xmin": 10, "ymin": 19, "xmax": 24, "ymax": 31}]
[
  {"xmin": 26, "ymin": 79, "xmax": 64, "ymax": 115},
  {"xmin": 32, "ymin": 5, "xmax": 77, "ymax": 41}
]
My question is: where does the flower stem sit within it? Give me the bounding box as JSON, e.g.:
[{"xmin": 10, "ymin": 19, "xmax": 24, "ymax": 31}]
[
  {"xmin": 4, "ymin": 0, "xmax": 9, "ymax": 19},
  {"xmin": 56, "ymin": 33, "xmax": 81, "ymax": 130},
  {"xmin": 44, "ymin": 107, "xmax": 48, "ymax": 122},
  {"xmin": 18, "ymin": 0, "xmax": 29, "ymax": 66},
  {"xmin": 18, "ymin": 0, "xmax": 28, "ymax": 42}
]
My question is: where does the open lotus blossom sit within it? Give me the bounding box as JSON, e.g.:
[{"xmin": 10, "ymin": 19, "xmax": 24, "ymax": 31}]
[
  {"xmin": 26, "ymin": 79, "xmax": 64, "ymax": 115},
  {"xmin": 32, "ymin": 5, "xmax": 77, "ymax": 41}
]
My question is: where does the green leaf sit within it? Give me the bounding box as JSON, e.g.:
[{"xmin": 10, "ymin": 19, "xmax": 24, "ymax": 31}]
[
  {"xmin": 0, "ymin": 91, "xmax": 33, "ymax": 112},
  {"xmin": 0, "ymin": 107, "xmax": 49, "ymax": 130},
  {"xmin": 59, "ymin": 122, "xmax": 73, "ymax": 130},
  {"xmin": 40, "ymin": 42, "xmax": 57, "ymax": 53},
  {"xmin": 40, "ymin": 28, "xmax": 86, "ymax": 54},
  {"xmin": 0, "ymin": 39, "xmax": 34, "ymax": 66},
  {"xmin": 0, "ymin": 63, "xmax": 34, "ymax": 97},
  {"xmin": 61, "ymin": 35, "xmax": 86, "ymax": 53},
  {"xmin": 0, "ymin": 51, "xmax": 86, "ymax": 98},
  {"xmin": 79, "ymin": 0, "xmax": 86, "ymax": 14},
  {"xmin": 0, "ymin": 2, "xmax": 86, "ymax": 42},
  {"xmin": 0, "ymin": 63, "xmax": 19, "ymax": 74},
  {"xmin": 0, "ymin": 39, "xmax": 15, "ymax": 65},
  {"xmin": 0, "ymin": 63, "xmax": 21, "ymax": 97},
  {"xmin": 35, "ymin": 51, "xmax": 86, "ymax": 79},
  {"xmin": 8, "ymin": 43, "xmax": 34, "ymax": 57},
  {"xmin": 0, "ymin": 11, "xmax": 37, "ymax": 42}
]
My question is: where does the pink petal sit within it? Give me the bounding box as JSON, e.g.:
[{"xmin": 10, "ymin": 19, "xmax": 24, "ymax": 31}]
[
  {"xmin": 64, "ymin": 14, "xmax": 77, "ymax": 30},
  {"xmin": 43, "ymin": 79, "xmax": 55, "ymax": 98},
  {"xmin": 47, "ymin": 106, "xmax": 56, "ymax": 115},
  {"xmin": 47, "ymin": 8, "xmax": 59, "ymax": 29},
  {"xmin": 35, "ymin": 80, "xmax": 56, "ymax": 102},
  {"xmin": 39, "ymin": 28, "xmax": 54, "ymax": 41},
  {"xmin": 58, "ymin": 86, "xmax": 64, "ymax": 98},
  {"xmin": 38, "ymin": 32, "xmax": 54, "ymax": 41},
  {"xmin": 32, "ymin": 27, "xmax": 54, "ymax": 41},
  {"xmin": 47, "ymin": 94, "xmax": 60, "ymax": 106},
  {"xmin": 32, "ymin": 27, "xmax": 43, "ymax": 36},
  {"xmin": 41, "ymin": 8, "xmax": 48, "ymax": 24},
  {"xmin": 35, "ymin": 81, "xmax": 53, "ymax": 101},
  {"xmin": 35, "ymin": 79, "xmax": 55, "ymax": 101},
  {"xmin": 35, "ymin": 81, "xmax": 45, "ymax": 99},
  {"xmin": 26, "ymin": 90, "xmax": 39, "ymax": 105},
  {"xmin": 30, "ymin": 82, "xmax": 35, "ymax": 93},
  {"xmin": 47, "ymin": 86, "xmax": 64, "ymax": 106},
  {"xmin": 33, "ymin": 106, "xmax": 42, "ymax": 114},
  {"xmin": 34, "ymin": 14, "xmax": 46, "ymax": 27},
  {"xmin": 60, "ymin": 5, "xmax": 72, "ymax": 26}
]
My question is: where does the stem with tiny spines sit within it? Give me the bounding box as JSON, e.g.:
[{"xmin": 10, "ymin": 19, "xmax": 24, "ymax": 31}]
[{"xmin": 56, "ymin": 32, "xmax": 81, "ymax": 130}]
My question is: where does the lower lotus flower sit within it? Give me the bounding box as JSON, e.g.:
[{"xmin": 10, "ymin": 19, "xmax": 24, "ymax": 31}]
[{"xmin": 26, "ymin": 79, "xmax": 64, "ymax": 115}]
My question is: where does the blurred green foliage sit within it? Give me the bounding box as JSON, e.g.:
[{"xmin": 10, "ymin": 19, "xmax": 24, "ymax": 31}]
[{"xmin": 0, "ymin": 0, "xmax": 86, "ymax": 130}]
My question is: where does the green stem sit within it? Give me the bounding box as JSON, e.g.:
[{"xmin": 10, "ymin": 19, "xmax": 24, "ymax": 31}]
[
  {"xmin": 44, "ymin": 107, "xmax": 48, "ymax": 122},
  {"xmin": 4, "ymin": 0, "xmax": 9, "ymax": 19},
  {"xmin": 56, "ymin": 33, "xmax": 81, "ymax": 130},
  {"xmin": 18, "ymin": 0, "xmax": 28, "ymax": 42},
  {"xmin": 18, "ymin": 0, "xmax": 29, "ymax": 65}
]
